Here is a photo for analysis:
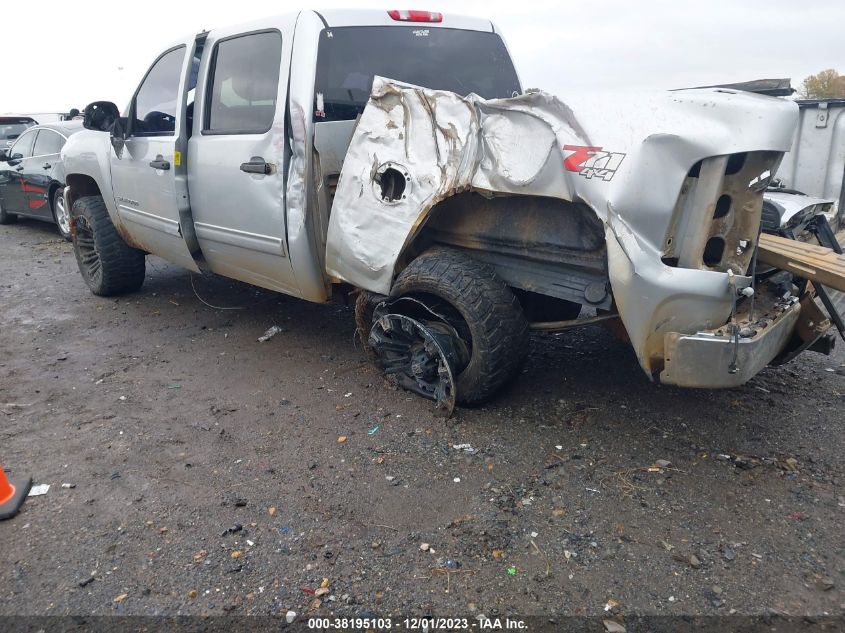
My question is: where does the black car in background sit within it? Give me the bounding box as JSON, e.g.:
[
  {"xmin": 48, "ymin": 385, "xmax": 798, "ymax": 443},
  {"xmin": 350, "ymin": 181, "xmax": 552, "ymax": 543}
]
[
  {"xmin": 0, "ymin": 116, "xmax": 37, "ymax": 148},
  {"xmin": 0, "ymin": 120, "xmax": 84, "ymax": 240}
]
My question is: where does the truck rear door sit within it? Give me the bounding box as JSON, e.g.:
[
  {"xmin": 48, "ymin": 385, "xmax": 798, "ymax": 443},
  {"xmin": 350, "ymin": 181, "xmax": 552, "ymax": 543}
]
[
  {"xmin": 109, "ymin": 44, "xmax": 200, "ymax": 272},
  {"xmin": 187, "ymin": 17, "xmax": 298, "ymax": 295}
]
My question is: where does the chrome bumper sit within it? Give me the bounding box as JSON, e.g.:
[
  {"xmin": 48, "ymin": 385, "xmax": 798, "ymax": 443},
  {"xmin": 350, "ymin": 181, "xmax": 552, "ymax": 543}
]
[{"xmin": 659, "ymin": 300, "xmax": 801, "ymax": 388}]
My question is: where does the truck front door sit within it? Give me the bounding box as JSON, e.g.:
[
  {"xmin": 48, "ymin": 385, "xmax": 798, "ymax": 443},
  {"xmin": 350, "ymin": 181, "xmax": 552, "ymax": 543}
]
[
  {"xmin": 110, "ymin": 45, "xmax": 200, "ymax": 272},
  {"xmin": 187, "ymin": 21, "xmax": 297, "ymax": 295}
]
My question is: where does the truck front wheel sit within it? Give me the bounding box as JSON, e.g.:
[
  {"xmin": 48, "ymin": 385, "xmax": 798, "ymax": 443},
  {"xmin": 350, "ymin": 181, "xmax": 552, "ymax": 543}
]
[
  {"xmin": 362, "ymin": 247, "xmax": 530, "ymax": 406},
  {"xmin": 71, "ymin": 195, "xmax": 145, "ymax": 296}
]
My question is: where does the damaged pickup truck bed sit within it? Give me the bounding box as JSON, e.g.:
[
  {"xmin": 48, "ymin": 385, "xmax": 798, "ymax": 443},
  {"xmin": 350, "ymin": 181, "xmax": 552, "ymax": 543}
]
[
  {"xmin": 332, "ymin": 78, "xmax": 841, "ymax": 395},
  {"xmin": 61, "ymin": 9, "xmax": 844, "ymax": 413}
]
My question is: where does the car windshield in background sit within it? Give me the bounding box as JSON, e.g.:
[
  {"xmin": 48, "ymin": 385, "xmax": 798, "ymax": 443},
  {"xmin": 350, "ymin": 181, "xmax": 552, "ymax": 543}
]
[
  {"xmin": 314, "ymin": 26, "xmax": 520, "ymax": 122},
  {"xmin": 0, "ymin": 118, "xmax": 36, "ymax": 144}
]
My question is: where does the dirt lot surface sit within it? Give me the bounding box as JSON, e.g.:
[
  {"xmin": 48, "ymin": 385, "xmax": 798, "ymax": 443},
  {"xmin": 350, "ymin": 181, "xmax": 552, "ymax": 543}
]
[{"xmin": 1, "ymin": 220, "xmax": 844, "ymax": 625}]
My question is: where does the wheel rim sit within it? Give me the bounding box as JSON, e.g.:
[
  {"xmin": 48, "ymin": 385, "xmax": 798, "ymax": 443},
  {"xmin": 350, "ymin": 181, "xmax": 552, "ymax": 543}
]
[
  {"xmin": 369, "ymin": 313, "xmax": 459, "ymax": 415},
  {"xmin": 55, "ymin": 194, "xmax": 70, "ymax": 235},
  {"xmin": 74, "ymin": 216, "xmax": 102, "ymax": 285}
]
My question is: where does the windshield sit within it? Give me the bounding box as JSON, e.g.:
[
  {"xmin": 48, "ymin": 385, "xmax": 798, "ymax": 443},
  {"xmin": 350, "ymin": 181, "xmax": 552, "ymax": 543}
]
[
  {"xmin": 314, "ymin": 26, "xmax": 520, "ymax": 122},
  {"xmin": 0, "ymin": 118, "xmax": 35, "ymax": 143}
]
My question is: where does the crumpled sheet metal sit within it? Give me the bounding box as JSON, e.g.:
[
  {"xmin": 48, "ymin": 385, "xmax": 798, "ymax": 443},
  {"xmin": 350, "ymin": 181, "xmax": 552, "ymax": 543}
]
[
  {"xmin": 326, "ymin": 77, "xmax": 798, "ymax": 374},
  {"xmin": 326, "ymin": 82, "xmax": 581, "ymax": 290}
]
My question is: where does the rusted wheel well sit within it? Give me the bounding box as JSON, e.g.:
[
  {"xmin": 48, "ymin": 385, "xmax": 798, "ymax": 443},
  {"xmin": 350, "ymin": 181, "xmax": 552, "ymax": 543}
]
[
  {"xmin": 399, "ymin": 191, "xmax": 606, "ymax": 265},
  {"xmin": 394, "ymin": 190, "xmax": 613, "ymax": 318},
  {"xmin": 65, "ymin": 174, "xmax": 102, "ymax": 209}
]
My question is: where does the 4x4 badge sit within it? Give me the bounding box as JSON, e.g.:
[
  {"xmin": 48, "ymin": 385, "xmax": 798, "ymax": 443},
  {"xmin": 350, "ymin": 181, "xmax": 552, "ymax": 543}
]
[{"xmin": 563, "ymin": 145, "xmax": 626, "ymax": 181}]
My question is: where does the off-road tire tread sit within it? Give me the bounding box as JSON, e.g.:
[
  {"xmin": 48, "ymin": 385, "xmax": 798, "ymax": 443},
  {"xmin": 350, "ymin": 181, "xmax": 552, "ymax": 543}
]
[
  {"xmin": 355, "ymin": 291, "xmax": 388, "ymax": 363},
  {"xmin": 391, "ymin": 247, "xmax": 529, "ymax": 405},
  {"xmin": 72, "ymin": 195, "xmax": 145, "ymax": 296}
]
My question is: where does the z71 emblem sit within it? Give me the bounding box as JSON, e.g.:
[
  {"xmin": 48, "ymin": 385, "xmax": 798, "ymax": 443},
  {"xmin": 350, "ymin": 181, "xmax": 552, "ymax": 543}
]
[{"xmin": 563, "ymin": 145, "xmax": 626, "ymax": 181}]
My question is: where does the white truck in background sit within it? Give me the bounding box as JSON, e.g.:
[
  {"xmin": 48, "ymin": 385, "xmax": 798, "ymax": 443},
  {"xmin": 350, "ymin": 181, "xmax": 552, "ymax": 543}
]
[{"xmin": 766, "ymin": 98, "xmax": 845, "ymax": 233}]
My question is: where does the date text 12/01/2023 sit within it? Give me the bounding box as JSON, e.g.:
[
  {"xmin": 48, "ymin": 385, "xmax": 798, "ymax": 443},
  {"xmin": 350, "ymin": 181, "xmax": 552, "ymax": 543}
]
[{"xmin": 306, "ymin": 617, "xmax": 529, "ymax": 629}]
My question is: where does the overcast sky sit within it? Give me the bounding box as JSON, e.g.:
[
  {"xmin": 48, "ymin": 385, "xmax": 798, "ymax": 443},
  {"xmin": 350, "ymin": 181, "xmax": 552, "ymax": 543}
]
[{"xmin": 4, "ymin": 0, "xmax": 844, "ymax": 114}]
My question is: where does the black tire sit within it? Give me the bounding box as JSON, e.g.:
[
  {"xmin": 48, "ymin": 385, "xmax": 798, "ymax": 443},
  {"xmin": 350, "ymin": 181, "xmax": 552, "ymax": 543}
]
[
  {"xmin": 0, "ymin": 196, "xmax": 17, "ymax": 225},
  {"xmin": 355, "ymin": 290, "xmax": 388, "ymax": 363},
  {"xmin": 71, "ymin": 195, "xmax": 145, "ymax": 296},
  {"xmin": 389, "ymin": 247, "xmax": 529, "ymax": 405},
  {"xmin": 51, "ymin": 187, "xmax": 72, "ymax": 241}
]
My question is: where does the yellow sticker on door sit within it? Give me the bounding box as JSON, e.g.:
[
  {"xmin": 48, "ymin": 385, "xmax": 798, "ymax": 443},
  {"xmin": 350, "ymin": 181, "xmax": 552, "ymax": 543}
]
[{"xmin": 173, "ymin": 150, "xmax": 182, "ymax": 167}]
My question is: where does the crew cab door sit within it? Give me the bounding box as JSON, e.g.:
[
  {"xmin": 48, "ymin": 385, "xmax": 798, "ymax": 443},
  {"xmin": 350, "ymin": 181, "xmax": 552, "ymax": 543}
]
[
  {"xmin": 110, "ymin": 44, "xmax": 200, "ymax": 272},
  {"xmin": 187, "ymin": 19, "xmax": 297, "ymax": 295}
]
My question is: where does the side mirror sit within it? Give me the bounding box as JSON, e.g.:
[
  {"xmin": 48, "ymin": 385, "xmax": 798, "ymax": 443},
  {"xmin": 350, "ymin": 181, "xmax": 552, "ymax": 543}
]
[
  {"xmin": 7, "ymin": 153, "xmax": 23, "ymax": 166},
  {"xmin": 110, "ymin": 116, "xmax": 129, "ymax": 156},
  {"xmin": 83, "ymin": 101, "xmax": 120, "ymax": 132}
]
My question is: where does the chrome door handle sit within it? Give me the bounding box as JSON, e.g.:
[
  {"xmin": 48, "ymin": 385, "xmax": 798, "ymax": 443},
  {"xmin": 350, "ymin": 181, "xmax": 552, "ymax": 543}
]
[{"xmin": 42, "ymin": 163, "xmax": 51, "ymax": 169}]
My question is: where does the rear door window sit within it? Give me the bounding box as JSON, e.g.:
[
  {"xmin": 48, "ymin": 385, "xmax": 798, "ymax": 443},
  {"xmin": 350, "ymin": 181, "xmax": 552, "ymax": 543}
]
[
  {"xmin": 132, "ymin": 46, "xmax": 186, "ymax": 136},
  {"xmin": 204, "ymin": 31, "xmax": 282, "ymax": 134},
  {"xmin": 33, "ymin": 129, "xmax": 65, "ymax": 156},
  {"xmin": 314, "ymin": 27, "xmax": 521, "ymax": 122}
]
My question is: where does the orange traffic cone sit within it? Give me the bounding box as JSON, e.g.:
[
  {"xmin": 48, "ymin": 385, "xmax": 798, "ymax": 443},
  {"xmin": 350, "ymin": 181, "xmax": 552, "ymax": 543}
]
[{"xmin": 0, "ymin": 464, "xmax": 31, "ymax": 521}]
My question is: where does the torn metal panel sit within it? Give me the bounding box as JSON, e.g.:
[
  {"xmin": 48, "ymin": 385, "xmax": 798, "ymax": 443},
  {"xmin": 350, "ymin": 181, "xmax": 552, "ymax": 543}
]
[{"xmin": 326, "ymin": 77, "xmax": 798, "ymax": 380}]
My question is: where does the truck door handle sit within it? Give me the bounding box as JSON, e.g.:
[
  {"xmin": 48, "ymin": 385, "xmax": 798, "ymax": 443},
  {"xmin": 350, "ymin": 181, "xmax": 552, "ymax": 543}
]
[
  {"xmin": 149, "ymin": 156, "xmax": 170, "ymax": 170},
  {"xmin": 240, "ymin": 157, "xmax": 271, "ymax": 175},
  {"xmin": 42, "ymin": 163, "xmax": 52, "ymax": 169}
]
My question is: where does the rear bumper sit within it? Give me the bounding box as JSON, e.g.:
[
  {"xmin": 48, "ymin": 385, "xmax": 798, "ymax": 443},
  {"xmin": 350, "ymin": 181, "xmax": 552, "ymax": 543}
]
[{"xmin": 659, "ymin": 299, "xmax": 801, "ymax": 388}]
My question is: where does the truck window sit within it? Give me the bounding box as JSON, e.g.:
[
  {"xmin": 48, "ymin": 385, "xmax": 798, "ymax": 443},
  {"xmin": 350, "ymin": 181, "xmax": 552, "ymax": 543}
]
[
  {"xmin": 132, "ymin": 46, "xmax": 186, "ymax": 137},
  {"xmin": 204, "ymin": 31, "xmax": 282, "ymax": 135},
  {"xmin": 314, "ymin": 27, "xmax": 521, "ymax": 122}
]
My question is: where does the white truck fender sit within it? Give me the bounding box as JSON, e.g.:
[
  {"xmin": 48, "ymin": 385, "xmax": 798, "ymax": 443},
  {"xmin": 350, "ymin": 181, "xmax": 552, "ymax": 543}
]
[{"xmin": 61, "ymin": 130, "xmax": 132, "ymax": 241}]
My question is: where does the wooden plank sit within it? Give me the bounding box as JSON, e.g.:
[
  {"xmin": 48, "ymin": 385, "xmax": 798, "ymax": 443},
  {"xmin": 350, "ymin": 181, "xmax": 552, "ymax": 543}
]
[{"xmin": 758, "ymin": 233, "xmax": 845, "ymax": 293}]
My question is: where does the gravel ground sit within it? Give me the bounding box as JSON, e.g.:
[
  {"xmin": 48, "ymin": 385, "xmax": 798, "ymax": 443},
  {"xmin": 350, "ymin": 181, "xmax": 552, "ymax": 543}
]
[{"xmin": 0, "ymin": 219, "xmax": 843, "ymax": 625}]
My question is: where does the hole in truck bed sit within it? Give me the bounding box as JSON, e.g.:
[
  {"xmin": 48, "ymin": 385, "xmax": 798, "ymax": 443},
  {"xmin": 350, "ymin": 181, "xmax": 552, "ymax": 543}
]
[
  {"xmin": 713, "ymin": 194, "xmax": 732, "ymax": 219},
  {"xmin": 378, "ymin": 167, "xmax": 406, "ymax": 202},
  {"xmin": 703, "ymin": 237, "xmax": 726, "ymax": 267}
]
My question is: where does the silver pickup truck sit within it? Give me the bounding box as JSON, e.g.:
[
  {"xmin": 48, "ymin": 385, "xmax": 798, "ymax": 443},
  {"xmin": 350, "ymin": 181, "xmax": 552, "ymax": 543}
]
[{"xmin": 62, "ymin": 9, "xmax": 839, "ymax": 412}]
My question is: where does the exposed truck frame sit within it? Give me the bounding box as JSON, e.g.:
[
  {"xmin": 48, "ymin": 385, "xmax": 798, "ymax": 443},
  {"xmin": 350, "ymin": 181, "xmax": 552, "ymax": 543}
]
[{"xmin": 61, "ymin": 9, "xmax": 844, "ymax": 413}]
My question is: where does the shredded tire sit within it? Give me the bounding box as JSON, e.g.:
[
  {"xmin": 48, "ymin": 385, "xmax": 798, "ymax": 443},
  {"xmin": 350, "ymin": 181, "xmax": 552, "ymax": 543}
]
[
  {"xmin": 389, "ymin": 247, "xmax": 529, "ymax": 405},
  {"xmin": 355, "ymin": 290, "xmax": 388, "ymax": 363},
  {"xmin": 71, "ymin": 195, "xmax": 145, "ymax": 296}
]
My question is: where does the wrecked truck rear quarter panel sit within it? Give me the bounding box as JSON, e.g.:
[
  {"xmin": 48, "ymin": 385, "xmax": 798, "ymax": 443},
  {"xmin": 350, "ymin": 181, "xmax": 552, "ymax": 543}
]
[{"xmin": 326, "ymin": 78, "xmax": 799, "ymax": 386}]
